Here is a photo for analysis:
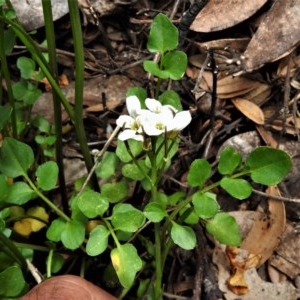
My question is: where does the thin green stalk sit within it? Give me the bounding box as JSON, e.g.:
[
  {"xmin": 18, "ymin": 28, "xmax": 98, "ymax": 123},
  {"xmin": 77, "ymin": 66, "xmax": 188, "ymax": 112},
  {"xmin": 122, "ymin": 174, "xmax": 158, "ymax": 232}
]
[
  {"xmin": 46, "ymin": 248, "xmax": 54, "ymax": 278},
  {"xmin": 0, "ymin": 7, "xmax": 17, "ymax": 137},
  {"xmin": 0, "ymin": 16, "xmax": 75, "ymax": 120},
  {"xmin": 23, "ymin": 173, "xmax": 71, "ymax": 222},
  {"xmin": 42, "ymin": 0, "xmax": 68, "ymax": 212},
  {"xmin": 67, "ymin": 0, "xmax": 99, "ymax": 191}
]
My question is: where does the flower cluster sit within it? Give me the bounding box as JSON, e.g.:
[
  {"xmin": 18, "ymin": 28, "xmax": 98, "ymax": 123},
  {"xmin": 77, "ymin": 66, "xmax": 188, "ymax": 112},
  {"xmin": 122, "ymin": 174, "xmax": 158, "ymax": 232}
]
[{"xmin": 116, "ymin": 96, "xmax": 192, "ymax": 141}]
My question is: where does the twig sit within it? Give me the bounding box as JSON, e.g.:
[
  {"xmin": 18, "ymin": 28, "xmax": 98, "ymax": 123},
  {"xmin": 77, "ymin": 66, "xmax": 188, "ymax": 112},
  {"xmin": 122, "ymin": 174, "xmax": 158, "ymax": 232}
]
[
  {"xmin": 252, "ymin": 188, "xmax": 300, "ymax": 203},
  {"xmin": 79, "ymin": 126, "xmax": 120, "ymax": 194},
  {"xmin": 27, "ymin": 259, "xmax": 44, "ymax": 284}
]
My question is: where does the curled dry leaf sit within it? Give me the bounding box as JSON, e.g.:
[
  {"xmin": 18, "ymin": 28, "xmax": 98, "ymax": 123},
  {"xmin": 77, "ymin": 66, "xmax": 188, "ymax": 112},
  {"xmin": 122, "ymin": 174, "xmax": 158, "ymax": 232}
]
[
  {"xmin": 190, "ymin": 0, "xmax": 268, "ymax": 32},
  {"xmin": 232, "ymin": 98, "xmax": 265, "ymax": 125},
  {"xmin": 241, "ymin": 186, "xmax": 286, "ymax": 267},
  {"xmin": 243, "ymin": 0, "xmax": 300, "ymax": 71}
]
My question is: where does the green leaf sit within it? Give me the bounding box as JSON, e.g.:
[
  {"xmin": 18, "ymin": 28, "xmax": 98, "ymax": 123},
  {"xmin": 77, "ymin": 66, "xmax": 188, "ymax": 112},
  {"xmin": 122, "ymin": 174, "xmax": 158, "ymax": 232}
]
[
  {"xmin": 86, "ymin": 225, "xmax": 109, "ymax": 256},
  {"xmin": 0, "ymin": 105, "xmax": 12, "ymax": 131},
  {"xmin": 179, "ymin": 205, "xmax": 199, "ymax": 224},
  {"xmin": 77, "ymin": 190, "xmax": 109, "ymax": 218},
  {"xmin": 143, "ymin": 202, "xmax": 167, "ymax": 222},
  {"xmin": 192, "ymin": 191, "xmax": 219, "ymax": 219},
  {"xmin": 187, "ymin": 159, "xmax": 211, "ymax": 187},
  {"xmin": 96, "ymin": 152, "xmax": 119, "ymax": 179},
  {"xmin": 246, "ymin": 147, "xmax": 292, "ymax": 185},
  {"xmin": 6, "ymin": 182, "xmax": 36, "ymax": 205},
  {"xmin": 111, "ymin": 243, "xmax": 142, "ymax": 288},
  {"xmin": 17, "ymin": 57, "xmax": 35, "ymax": 79},
  {"xmin": 116, "ymin": 139, "xmax": 143, "ymax": 163},
  {"xmin": 111, "ymin": 204, "xmax": 145, "ymax": 232},
  {"xmin": 126, "ymin": 87, "xmax": 147, "ymax": 109},
  {"xmin": 0, "ymin": 175, "xmax": 9, "ymax": 202},
  {"xmin": 159, "ymin": 90, "xmax": 182, "ymax": 111},
  {"xmin": 0, "ymin": 138, "xmax": 34, "ymax": 178},
  {"xmin": 122, "ymin": 160, "xmax": 148, "ymax": 181},
  {"xmin": 46, "ymin": 218, "xmax": 66, "ymax": 242},
  {"xmin": 143, "ymin": 61, "xmax": 169, "ymax": 79},
  {"xmin": 4, "ymin": 27, "xmax": 16, "ymax": 55},
  {"xmin": 12, "ymin": 81, "xmax": 41, "ymax": 105},
  {"xmin": 36, "ymin": 161, "xmax": 58, "ymax": 191},
  {"xmin": 170, "ymin": 222, "xmax": 196, "ymax": 250},
  {"xmin": 51, "ymin": 253, "xmax": 65, "ymax": 273},
  {"xmin": 147, "ymin": 13, "xmax": 178, "ymax": 53},
  {"xmin": 162, "ymin": 51, "xmax": 188, "ymax": 80},
  {"xmin": 167, "ymin": 191, "xmax": 186, "ymax": 206},
  {"xmin": 61, "ymin": 220, "xmax": 85, "ymax": 250},
  {"xmin": 218, "ymin": 147, "xmax": 242, "ymax": 175},
  {"xmin": 206, "ymin": 212, "xmax": 241, "ymax": 246},
  {"xmin": 220, "ymin": 177, "xmax": 252, "ymax": 200},
  {"xmin": 0, "ymin": 266, "xmax": 26, "ymax": 297},
  {"xmin": 32, "ymin": 116, "xmax": 51, "ymax": 133},
  {"xmin": 101, "ymin": 181, "xmax": 129, "ymax": 203}
]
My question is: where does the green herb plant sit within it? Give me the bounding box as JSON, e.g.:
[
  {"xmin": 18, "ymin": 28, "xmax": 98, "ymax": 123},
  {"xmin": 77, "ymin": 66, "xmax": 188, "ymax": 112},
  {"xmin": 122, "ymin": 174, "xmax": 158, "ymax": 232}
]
[{"xmin": 0, "ymin": 6, "xmax": 292, "ymax": 300}]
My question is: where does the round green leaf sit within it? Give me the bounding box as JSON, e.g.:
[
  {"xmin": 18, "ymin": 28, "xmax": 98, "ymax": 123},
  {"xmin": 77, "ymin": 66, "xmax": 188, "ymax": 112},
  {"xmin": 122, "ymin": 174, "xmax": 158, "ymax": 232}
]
[
  {"xmin": 17, "ymin": 57, "xmax": 35, "ymax": 79},
  {"xmin": 143, "ymin": 202, "xmax": 167, "ymax": 222},
  {"xmin": 36, "ymin": 161, "xmax": 58, "ymax": 191},
  {"xmin": 0, "ymin": 138, "xmax": 33, "ymax": 177},
  {"xmin": 51, "ymin": 253, "xmax": 65, "ymax": 273},
  {"xmin": 187, "ymin": 159, "xmax": 211, "ymax": 187},
  {"xmin": 6, "ymin": 182, "xmax": 36, "ymax": 205},
  {"xmin": 122, "ymin": 161, "xmax": 148, "ymax": 181},
  {"xmin": 147, "ymin": 13, "xmax": 178, "ymax": 53},
  {"xmin": 0, "ymin": 266, "xmax": 26, "ymax": 297},
  {"xmin": 159, "ymin": 90, "xmax": 182, "ymax": 111},
  {"xmin": 111, "ymin": 243, "xmax": 143, "ymax": 289},
  {"xmin": 246, "ymin": 147, "xmax": 292, "ymax": 185},
  {"xmin": 161, "ymin": 51, "xmax": 188, "ymax": 80},
  {"xmin": 77, "ymin": 190, "xmax": 109, "ymax": 218},
  {"xmin": 101, "ymin": 181, "xmax": 129, "ymax": 203},
  {"xmin": 218, "ymin": 147, "xmax": 242, "ymax": 175},
  {"xmin": 220, "ymin": 177, "xmax": 252, "ymax": 200},
  {"xmin": 0, "ymin": 105, "xmax": 12, "ymax": 131},
  {"xmin": 46, "ymin": 218, "xmax": 66, "ymax": 242},
  {"xmin": 111, "ymin": 204, "xmax": 145, "ymax": 232},
  {"xmin": 179, "ymin": 205, "xmax": 199, "ymax": 225},
  {"xmin": 170, "ymin": 222, "xmax": 196, "ymax": 250},
  {"xmin": 116, "ymin": 139, "xmax": 143, "ymax": 163},
  {"xmin": 192, "ymin": 191, "xmax": 220, "ymax": 219},
  {"xmin": 86, "ymin": 225, "xmax": 109, "ymax": 256},
  {"xmin": 61, "ymin": 220, "xmax": 85, "ymax": 250},
  {"xmin": 96, "ymin": 152, "xmax": 119, "ymax": 179},
  {"xmin": 206, "ymin": 212, "xmax": 241, "ymax": 246}
]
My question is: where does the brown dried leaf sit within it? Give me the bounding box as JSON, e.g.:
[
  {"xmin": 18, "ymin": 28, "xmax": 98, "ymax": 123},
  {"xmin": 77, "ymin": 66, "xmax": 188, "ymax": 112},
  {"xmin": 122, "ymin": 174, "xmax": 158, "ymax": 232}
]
[
  {"xmin": 190, "ymin": 0, "xmax": 268, "ymax": 32},
  {"xmin": 195, "ymin": 38, "xmax": 250, "ymax": 53},
  {"xmin": 243, "ymin": 0, "xmax": 300, "ymax": 71},
  {"xmin": 241, "ymin": 186, "xmax": 286, "ymax": 267},
  {"xmin": 242, "ymin": 83, "xmax": 271, "ymax": 106},
  {"xmin": 217, "ymin": 76, "xmax": 260, "ymax": 99},
  {"xmin": 232, "ymin": 98, "xmax": 265, "ymax": 125}
]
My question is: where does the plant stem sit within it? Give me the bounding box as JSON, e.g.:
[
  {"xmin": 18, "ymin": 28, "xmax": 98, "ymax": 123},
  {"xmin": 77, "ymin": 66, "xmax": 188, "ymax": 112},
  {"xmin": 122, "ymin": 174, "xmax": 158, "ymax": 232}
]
[
  {"xmin": 24, "ymin": 174, "xmax": 71, "ymax": 222},
  {"xmin": 0, "ymin": 7, "xmax": 18, "ymax": 138},
  {"xmin": 148, "ymin": 149, "xmax": 162, "ymax": 299},
  {"xmin": 67, "ymin": 0, "xmax": 99, "ymax": 191},
  {"xmin": 42, "ymin": 0, "xmax": 68, "ymax": 212}
]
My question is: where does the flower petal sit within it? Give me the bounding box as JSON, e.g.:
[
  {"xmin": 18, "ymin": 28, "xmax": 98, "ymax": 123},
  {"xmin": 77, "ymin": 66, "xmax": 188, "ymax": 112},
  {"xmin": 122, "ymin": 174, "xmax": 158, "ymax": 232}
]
[
  {"xmin": 126, "ymin": 95, "xmax": 141, "ymax": 117},
  {"xmin": 116, "ymin": 115, "xmax": 134, "ymax": 127},
  {"xmin": 168, "ymin": 111, "xmax": 191, "ymax": 131},
  {"xmin": 118, "ymin": 129, "xmax": 137, "ymax": 140},
  {"xmin": 145, "ymin": 98, "xmax": 162, "ymax": 113}
]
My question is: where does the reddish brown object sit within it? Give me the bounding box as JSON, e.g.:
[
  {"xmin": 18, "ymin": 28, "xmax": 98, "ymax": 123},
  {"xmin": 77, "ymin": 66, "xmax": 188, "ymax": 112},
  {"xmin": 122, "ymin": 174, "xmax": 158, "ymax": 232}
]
[{"xmin": 20, "ymin": 275, "xmax": 117, "ymax": 300}]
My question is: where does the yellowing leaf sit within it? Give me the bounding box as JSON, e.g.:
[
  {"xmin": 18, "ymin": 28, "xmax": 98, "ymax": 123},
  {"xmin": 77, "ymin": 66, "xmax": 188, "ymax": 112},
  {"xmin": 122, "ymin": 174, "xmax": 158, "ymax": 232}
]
[
  {"xmin": 232, "ymin": 98, "xmax": 265, "ymax": 125},
  {"xmin": 13, "ymin": 219, "xmax": 32, "ymax": 237},
  {"xmin": 25, "ymin": 206, "xmax": 49, "ymax": 232}
]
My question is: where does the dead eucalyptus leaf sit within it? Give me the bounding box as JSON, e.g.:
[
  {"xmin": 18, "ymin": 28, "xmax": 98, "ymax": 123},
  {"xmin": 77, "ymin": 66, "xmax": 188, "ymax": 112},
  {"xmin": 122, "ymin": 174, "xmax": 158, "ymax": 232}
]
[
  {"xmin": 242, "ymin": 83, "xmax": 271, "ymax": 106},
  {"xmin": 190, "ymin": 0, "xmax": 268, "ymax": 32},
  {"xmin": 217, "ymin": 76, "xmax": 260, "ymax": 99},
  {"xmin": 243, "ymin": 0, "xmax": 300, "ymax": 71},
  {"xmin": 232, "ymin": 98, "xmax": 265, "ymax": 125},
  {"xmin": 195, "ymin": 38, "xmax": 250, "ymax": 53},
  {"xmin": 241, "ymin": 186, "xmax": 286, "ymax": 266}
]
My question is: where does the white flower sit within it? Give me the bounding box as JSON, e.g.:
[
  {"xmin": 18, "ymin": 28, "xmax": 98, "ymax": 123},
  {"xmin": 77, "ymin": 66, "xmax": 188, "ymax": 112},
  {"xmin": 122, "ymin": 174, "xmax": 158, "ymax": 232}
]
[
  {"xmin": 116, "ymin": 96, "xmax": 192, "ymax": 141},
  {"xmin": 116, "ymin": 96, "xmax": 144, "ymax": 141}
]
